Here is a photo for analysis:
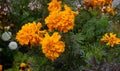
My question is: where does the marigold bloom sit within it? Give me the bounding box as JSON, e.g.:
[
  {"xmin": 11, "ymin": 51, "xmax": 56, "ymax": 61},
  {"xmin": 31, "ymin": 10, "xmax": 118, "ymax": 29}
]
[
  {"xmin": 40, "ymin": 32, "xmax": 65, "ymax": 61},
  {"xmin": 48, "ymin": 0, "xmax": 62, "ymax": 12},
  {"xmin": 58, "ymin": 5, "xmax": 78, "ymax": 32},
  {"xmin": 98, "ymin": 0, "xmax": 106, "ymax": 5},
  {"xmin": 20, "ymin": 63, "xmax": 27, "ymax": 68},
  {"xmin": 45, "ymin": 4, "xmax": 78, "ymax": 33},
  {"xmin": 84, "ymin": 0, "xmax": 101, "ymax": 8},
  {"xmin": 101, "ymin": 33, "xmax": 120, "ymax": 47},
  {"xmin": 91, "ymin": 0, "xmax": 100, "ymax": 7},
  {"xmin": 0, "ymin": 65, "xmax": 2, "ymax": 71},
  {"xmin": 105, "ymin": 6, "xmax": 115, "ymax": 15},
  {"xmin": 84, "ymin": 0, "xmax": 91, "ymax": 7},
  {"xmin": 101, "ymin": 33, "xmax": 109, "ymax": 42},
  {"xmin": 16, "ymin": 22, "xmax": 46, "ymax": 47},
  {"xmin": 105, "ymin": 0, "xmax": 113, "ymax": 5}
]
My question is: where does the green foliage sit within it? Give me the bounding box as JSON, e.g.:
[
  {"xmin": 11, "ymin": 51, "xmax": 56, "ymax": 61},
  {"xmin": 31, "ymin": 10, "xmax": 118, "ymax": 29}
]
[
  {"xmin": 1, "ymin": 0, "xmax": 120, "ymax": 71},
  {"xmin": 58, "ymin": 32, "xmax": 85, "ymax": 71},
  {"xmin": 8, "ymin": 0, "xmax": 49, "ymax": 31}
]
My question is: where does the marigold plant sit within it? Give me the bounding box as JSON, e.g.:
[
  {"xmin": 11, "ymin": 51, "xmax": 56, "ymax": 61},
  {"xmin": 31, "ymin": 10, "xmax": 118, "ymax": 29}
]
[
  {"xmin": 16, "ymin": 21, "xmax": 46, "ymax": 47},
  {"xmin": 83, "ymin": 0, "xmax": 114, "ymax": 15},
  {"xmin": 2, "ymin": 0, "xmax": 120, "ymax": 70},
  {"xmin": 84, "ymin": 0, "xmax": 113, "ymax": 7},
  {"xmin": 40, "ymin": 32, "xmax": 65, "ymax": 61},
  {"xmin": 101, "ymin": 33, "xmax": 120, "ymax": 47}
]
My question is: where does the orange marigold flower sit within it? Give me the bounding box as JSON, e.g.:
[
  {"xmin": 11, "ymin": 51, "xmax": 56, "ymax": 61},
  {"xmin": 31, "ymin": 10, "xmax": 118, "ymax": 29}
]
[
  {"xmin": 98, "ymin": 0, "xmax": 106, "ymax": 6},
  {"xmin": 57, "ymin": 5, "xmax": 78, "ymax": 32},
  {"xmin": 105, "ymin": 0, "xmax": 113, "ymax": 5},
  {"xmin": 84, "ymin": 0, "xmax": 91, "ymax": 7},
  {"xmin": 48, "ymin": 0, "xmax": 62, "ymax": 12},
  {"xmin": 45, "ymin": 5, "xmax": 78, "ymax": 33},
  {"xmin": 91, "ymin": 0, "xmax": 99, "ymax": 7},
  {"xmin": 40, "ymin": 32, "xmax": 65, "ymax": 61},
  {"xmin": 84, "ymin": 0, "xmax": 100, "ymax": 8},
  {"xmin": 101, "ymin": 33, "xmax": 120, "ymax": 47},
  {"xmin": 16, "ymin": 22, "xmax": 46, "ymax": 47},
  {"xmin": 0, "ymin": 65, "xmax": 2, "ymax": 71}
]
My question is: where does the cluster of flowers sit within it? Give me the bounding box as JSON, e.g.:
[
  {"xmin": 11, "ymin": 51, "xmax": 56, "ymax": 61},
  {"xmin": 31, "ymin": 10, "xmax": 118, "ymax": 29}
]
[
  {"xmin": 45, "ymin": 0, "xmax": 78, "ymax": 33},
  {"xmin": 101, "ymin": 33, "xmax": 120, "ymax": 47},
  {"xmin": 0, "ymin": 7, "xmax": 17, "ymax": 51},
  {"xmin": 84, "ymin": 0, "xmax": 114, "ymax": 15},
  {"xmin": 16, "ymin": 0, "xmax": 78, "ymax": 60},
  {"xmin": 16, "ymin": 22, "xmax": 65, "ymax": 61}
]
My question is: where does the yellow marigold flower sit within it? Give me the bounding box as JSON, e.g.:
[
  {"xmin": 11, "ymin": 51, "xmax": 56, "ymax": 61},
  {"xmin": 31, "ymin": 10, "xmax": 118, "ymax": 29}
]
[
  {"xmin": 48, "ymin": 0, "xmax": 62, "ymax": 12},
  {"xmin": 107, "ymin": 33, "xmax": 120, "ymax": 47},
  {"xmin": 105, "ymin": 6, "xmax": 115, "ymax": 15},
  {"xmin": 45, "ymin": 5, "xmax": 78, "ymax": 33},
  {"xmin": 40, "ymin": 32, "xmax": 65, "ymax": 61},
  {"xmin": 101, "ymin": 33, "xmax": 109, "ymax": 42},
  {"xmin": 20, "ymin": 63, "xmax": 27, "ymax": 68},
  {"xmin": 101, "ymin": 33, "xmax": 120, "ymax": 47},
  {"xmin": 16, "ymin": 22, "xmax": 46, "ymax": 47}
]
